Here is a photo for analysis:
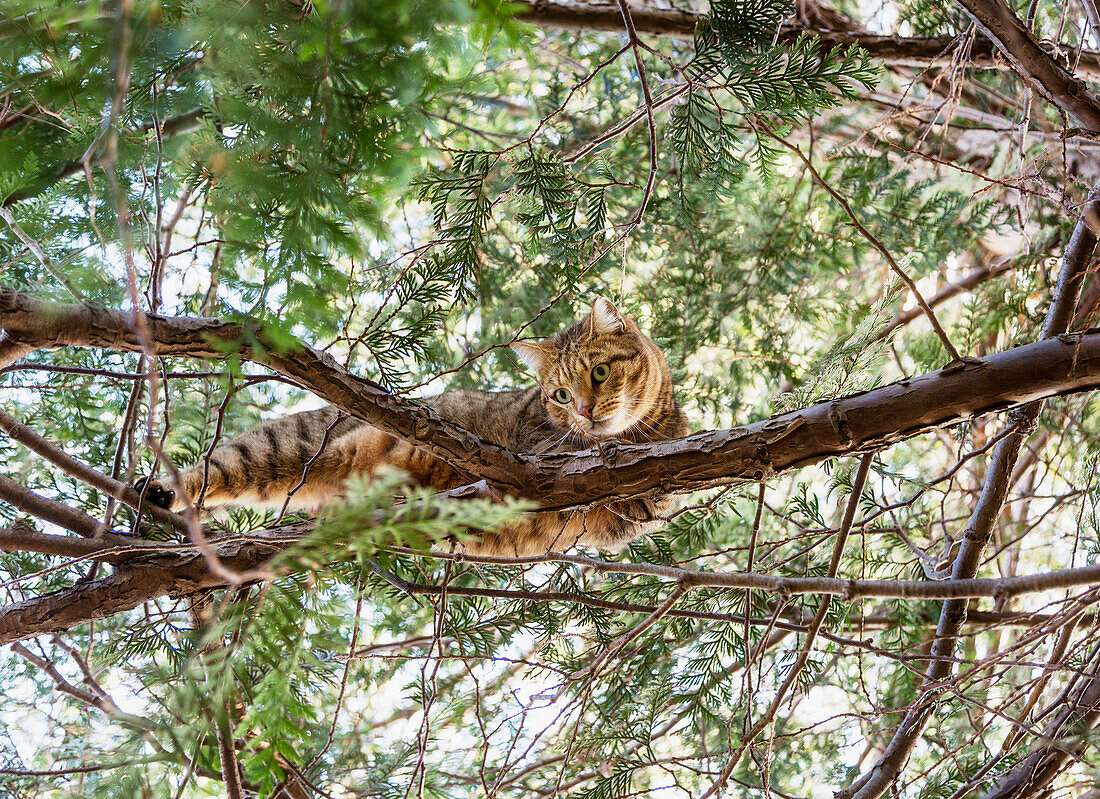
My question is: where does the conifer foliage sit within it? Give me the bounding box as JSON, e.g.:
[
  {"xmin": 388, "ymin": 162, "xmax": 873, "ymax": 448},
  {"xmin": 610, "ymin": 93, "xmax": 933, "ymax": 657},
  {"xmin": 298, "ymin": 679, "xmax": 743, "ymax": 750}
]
[{"xmin": 2, "ymin": 0, "xmax": 1100, "ymax": 797}]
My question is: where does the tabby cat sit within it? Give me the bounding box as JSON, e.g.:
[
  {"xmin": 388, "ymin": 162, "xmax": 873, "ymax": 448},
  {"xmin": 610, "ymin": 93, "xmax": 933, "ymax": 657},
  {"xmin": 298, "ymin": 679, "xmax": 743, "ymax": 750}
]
[{"xmin": 138, "ymin": 298, "xmax": 688, "ymax": 555}]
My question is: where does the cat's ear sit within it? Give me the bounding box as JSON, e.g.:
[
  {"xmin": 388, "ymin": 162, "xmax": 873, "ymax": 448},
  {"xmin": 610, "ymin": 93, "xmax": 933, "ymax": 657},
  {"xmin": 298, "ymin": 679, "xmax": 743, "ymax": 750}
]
[
  {"xmin": 511, "ymin": 341, "xmax": 553, "ymax": 374},
  {"xmin": 589, "ymin": 297, "xmax": 628, "ymax": 335}
]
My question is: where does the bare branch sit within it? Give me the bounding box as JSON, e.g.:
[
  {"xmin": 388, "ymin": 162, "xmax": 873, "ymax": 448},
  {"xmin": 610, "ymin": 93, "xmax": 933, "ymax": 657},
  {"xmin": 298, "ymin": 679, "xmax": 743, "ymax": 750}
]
[
  {"xmin": 704, "ymin": 453, "xmax": 874, "ymax": 798},
  {"xmin": 873, "ymin": 255, "xmax": 1016, "ymax": 342},
  {"xmin": 980, "ymin": 646, "xmax": 1100, "ymax": 799},
  {"xmin": 11, "ymin": 641, "xmax": 118, "ymax": 714}
]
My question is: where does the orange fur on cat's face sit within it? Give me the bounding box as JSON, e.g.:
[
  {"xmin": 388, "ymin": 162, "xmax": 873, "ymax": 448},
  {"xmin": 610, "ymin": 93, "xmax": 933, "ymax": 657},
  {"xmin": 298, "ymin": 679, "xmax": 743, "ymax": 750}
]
[{"xmin": 511, "ymin": 298, "xmax": 674, "ymax": 443}]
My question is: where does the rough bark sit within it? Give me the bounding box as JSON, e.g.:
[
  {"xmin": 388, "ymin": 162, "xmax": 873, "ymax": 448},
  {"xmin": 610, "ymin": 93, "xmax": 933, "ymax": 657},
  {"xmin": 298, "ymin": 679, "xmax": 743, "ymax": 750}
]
[{"xmin": 0, "ymin": 527, "xmax": 300, "ymax": 647}]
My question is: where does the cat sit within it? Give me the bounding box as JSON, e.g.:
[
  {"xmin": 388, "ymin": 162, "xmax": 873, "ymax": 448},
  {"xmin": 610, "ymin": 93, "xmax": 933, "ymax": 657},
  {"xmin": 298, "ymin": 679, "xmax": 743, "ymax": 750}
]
[{"xmin": 137, "ymin": 297, "xmax": 689, "ymax": 555}]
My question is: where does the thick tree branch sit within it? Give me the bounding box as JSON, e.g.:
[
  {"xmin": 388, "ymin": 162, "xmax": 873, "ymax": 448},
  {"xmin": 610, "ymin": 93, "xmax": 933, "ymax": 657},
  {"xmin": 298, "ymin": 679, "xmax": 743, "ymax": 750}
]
[
  {"xmin": 5, "ymin": 520, "xmax": 1100, "ymax": 646},
  {"xmin": 0, "ymin": 287, "xmax": 528, "ymax": 491},
  {"xmin": 4, "ymin": 286, "xmax": 1100, "ymax": 512},
  {"xmin": 0, "ymin": 525, "xmax": 302, "ymax": 647},
  {"xmin": 513, "ymin": 1, "xmax": 1100, "ymax": 78},
  {"xmin": 0, "ymin": 525, "xmax": 171, "ymax": 560}
]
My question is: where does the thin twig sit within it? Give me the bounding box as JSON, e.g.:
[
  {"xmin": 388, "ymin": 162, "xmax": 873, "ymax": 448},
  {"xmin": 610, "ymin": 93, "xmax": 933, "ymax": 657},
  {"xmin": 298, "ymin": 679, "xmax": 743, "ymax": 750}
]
[
  {"xmin": 771, "ymin": 132, "xmax": 964, "ymax": 362},
  {"xmin": 703, "ymin": 452, "xmax": 874, "ymax": 798}
]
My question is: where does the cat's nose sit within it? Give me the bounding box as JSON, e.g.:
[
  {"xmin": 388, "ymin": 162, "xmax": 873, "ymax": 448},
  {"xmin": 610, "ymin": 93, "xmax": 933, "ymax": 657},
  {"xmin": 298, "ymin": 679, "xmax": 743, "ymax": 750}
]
[{"xmin": 574, "ymin": 398, "xmax": 593, "ymax": 419}]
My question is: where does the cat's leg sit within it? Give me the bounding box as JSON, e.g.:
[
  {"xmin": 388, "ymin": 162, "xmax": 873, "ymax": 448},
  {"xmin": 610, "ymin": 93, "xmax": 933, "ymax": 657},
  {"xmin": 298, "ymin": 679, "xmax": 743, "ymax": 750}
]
[
  {"xmin": 460, "ymin": 500, "xmax": 666, "ymax": 557},
  {"xmin": 462, "ymin": 511, "xmax": 586, "ymax": 557}
]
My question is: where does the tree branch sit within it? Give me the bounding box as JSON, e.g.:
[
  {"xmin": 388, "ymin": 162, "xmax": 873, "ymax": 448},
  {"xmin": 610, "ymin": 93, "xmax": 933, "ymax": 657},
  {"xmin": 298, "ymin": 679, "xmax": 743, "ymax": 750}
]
[
  {"xmin": 0, "ymin": 286, "xmax": 528, "ymax": 490},
  {"xmin": 11, "ymin": 641, "xmax": 119, "ymax": 715},
  {"xmin": 873, "ymin": 256, "xmax": 1016, "ymax": 342},
  {"xmin": 979, "ymin": 646, "xmax": 1100, "ymax": 799},
  {"xmin": 0, "ymin": 476, "xmax": 106, "ymax": 538},
  {"xmin": 837, "ymin": 180, "xmax": 1100, "ymax": 799},
  {"xmin": 0, "ymin": 405, "xmax": 183, "ymax": 532},
  {"xmin": 5, "ymin": 520, "xmax": 1100, "ymax": 647},
  {"xmin": 953, "ymin": 0, "xmax": 1100, "ymax": 130},
  {"xmin": 513, "ymin": 1, "xmax": 1100, "ymax": 78}
]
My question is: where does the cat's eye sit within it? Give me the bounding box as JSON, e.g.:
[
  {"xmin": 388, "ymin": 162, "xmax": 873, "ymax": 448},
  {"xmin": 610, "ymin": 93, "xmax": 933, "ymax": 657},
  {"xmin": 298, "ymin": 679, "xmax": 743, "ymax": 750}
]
[
  {"xmin": 591, "ymin": 363, "xmax": 610, "ymax": 383},
  {"xmin": 552, "ymin": 387, "xmax": 572, "ymax": 404}
]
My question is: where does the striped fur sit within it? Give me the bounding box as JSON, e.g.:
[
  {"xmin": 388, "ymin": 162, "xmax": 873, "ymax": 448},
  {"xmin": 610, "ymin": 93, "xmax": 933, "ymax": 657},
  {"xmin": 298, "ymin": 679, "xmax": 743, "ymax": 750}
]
[{"xmin": 145, "ymin": 298, "xmax": 688, "ymax": 555}]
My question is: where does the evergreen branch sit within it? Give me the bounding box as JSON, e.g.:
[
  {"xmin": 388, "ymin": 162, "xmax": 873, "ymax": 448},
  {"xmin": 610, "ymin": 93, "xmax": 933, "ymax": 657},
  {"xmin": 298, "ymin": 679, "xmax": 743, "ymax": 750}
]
[
  {"xmin": 773, "ymin": 133, "xmax": 964, "ymax": 362},
  {"xmin": 0, "ymin": 524, "xmax": 306, "ymax": 647},
  {"xmin": 1, "ymin": 108, "xmax": 206, "ymax": 209},
  {"xmin": 565, "ymin": 582, "xmax": 688, "ymax": 683}
]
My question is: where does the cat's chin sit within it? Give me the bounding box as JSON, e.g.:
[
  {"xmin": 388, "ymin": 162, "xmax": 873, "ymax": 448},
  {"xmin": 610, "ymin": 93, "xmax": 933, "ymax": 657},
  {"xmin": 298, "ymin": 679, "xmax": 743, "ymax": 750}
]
[{"xmin": 573, "ymin": 416, "xmax": 629, "ymax": 440}]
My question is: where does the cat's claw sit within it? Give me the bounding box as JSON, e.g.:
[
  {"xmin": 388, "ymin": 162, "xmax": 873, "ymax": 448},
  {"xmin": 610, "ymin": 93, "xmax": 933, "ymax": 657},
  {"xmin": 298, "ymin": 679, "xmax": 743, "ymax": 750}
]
[{"xmin": 134, "ymin": 476, "xmax": 175, "ymax": 510}]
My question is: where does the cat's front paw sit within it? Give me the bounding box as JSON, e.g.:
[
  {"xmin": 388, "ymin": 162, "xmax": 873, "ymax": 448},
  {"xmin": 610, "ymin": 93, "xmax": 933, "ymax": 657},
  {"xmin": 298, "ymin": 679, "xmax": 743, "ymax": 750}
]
[{"xmin": 134, "ymin": 475, "xmax": 175, "ymax": 510}]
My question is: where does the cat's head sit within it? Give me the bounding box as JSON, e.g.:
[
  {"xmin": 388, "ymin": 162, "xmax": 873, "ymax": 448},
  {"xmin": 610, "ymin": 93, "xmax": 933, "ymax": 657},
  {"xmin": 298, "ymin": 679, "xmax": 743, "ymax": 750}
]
[{"xmin": 511, "ymin": 298, "xmax": 674, "ymax": 441}]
